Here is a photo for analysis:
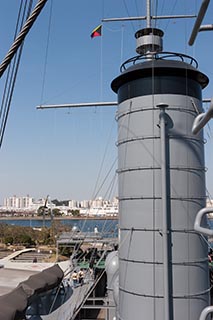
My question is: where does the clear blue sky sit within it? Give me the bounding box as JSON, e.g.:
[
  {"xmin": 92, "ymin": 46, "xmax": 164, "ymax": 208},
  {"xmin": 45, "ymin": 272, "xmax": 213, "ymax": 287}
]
[{"xmin": 0, "ymin": 0, "xmax": 213, "ymax": 205}]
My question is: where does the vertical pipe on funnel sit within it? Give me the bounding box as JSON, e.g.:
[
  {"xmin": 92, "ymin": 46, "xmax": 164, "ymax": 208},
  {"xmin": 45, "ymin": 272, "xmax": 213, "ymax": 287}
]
[{"xmin": 158, "ymin": 104, "xmax": 172, "ymax": 320}]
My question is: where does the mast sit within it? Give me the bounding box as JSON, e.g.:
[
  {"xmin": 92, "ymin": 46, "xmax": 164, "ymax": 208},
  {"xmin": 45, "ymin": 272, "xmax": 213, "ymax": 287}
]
[
  {"xmin": 146, "ymin": 0, "xmax": 151, "ymax": 28},
  {"xmin": 36, "ymin": 1, "xmax": 211, "ymax": 319}
]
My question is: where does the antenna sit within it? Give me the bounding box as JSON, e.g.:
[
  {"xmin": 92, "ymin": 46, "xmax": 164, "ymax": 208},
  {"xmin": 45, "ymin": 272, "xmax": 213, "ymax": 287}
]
[
  {"xmin": 134, "ymin": 0, "xmax": 164, "ymax": 55},
  {"xmin": 102, "ymin": 0, "xmax": 195, "ymax": 56},
  {"xmin": 146, "ymin": 0, "xmax": 151, "ymax": 27}
]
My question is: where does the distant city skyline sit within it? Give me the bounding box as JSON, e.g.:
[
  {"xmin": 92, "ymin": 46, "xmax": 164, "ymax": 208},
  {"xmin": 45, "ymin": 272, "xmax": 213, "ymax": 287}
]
[
  {"xmin": 1, "ymin": 194, "xmax": 119, "ymax": 216},
  {"xmin": 0, "ymin": 194, "xmax": 118, "ymax": 206},
  {"xmin": 1, "ymin": 194, "xmax": 118, "ymax": 208}
]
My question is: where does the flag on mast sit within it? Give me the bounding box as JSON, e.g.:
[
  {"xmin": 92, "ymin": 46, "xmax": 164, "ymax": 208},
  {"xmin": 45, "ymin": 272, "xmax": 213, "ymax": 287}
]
[{"xmin": 90, "ymin": 24, "xmax": 102, "ymax": 38}]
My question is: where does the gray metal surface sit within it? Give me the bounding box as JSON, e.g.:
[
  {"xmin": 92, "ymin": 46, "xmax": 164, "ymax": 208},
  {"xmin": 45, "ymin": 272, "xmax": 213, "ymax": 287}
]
[
  {"xmin": 105, "ymin": 251, "xmax": 118, "ymax": 320},
  {"xmin": 113, "ymin": 61, "xmax": 210, "ymax": 319}
]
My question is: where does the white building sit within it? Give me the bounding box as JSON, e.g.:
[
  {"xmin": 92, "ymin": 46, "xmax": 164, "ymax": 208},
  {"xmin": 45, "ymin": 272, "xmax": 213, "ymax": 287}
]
[
  {"xmin": 80, "ymin": 200, "xmax": 89, "ymax": 208},
  {"xmin": 3, "ymin": 195, "xmax": 33, "ymax": 209},
  {"xmin": 68, "ymin": 200, "xmax": 79, "ymax": 209},
  {"xmin": 68, "ymin": 196, "xmax": 119, "ymax": 216},
  {"xmin": 90, "ymin": 197, "xmax": 104, "ymax": 209},
  {"xmin": 1, "ymin": 195, "xmax": 119, "ymax": 217},
  {"xmin": 1, "ymin": 196, "xmax": 56, "ymax": 213},
  {"xmin": 206, "ymin": 199, "xmax": 213, "ymax": 219}
]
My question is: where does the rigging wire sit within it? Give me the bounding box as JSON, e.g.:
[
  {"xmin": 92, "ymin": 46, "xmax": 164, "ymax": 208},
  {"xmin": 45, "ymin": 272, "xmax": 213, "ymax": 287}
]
[
  {"xmin": 0, "ymin": 0, "xmax": 33, "ymax": 148},
  {"xmin": 206, "ymin": 186, "xmax": 213, "ymax": 204},
  {"xmin": 99, "ymin": 173, "xmax": 118, "ymax": 235},
  {"xmin": 71, "ymin": 112, "xmax": 118, "ymax": 240},
  {"xmin": 0, "ymin": 0, "xmax": 25, "ymax": 124},
  {"xmin": 92, "ymin": 117, "xmax": 116, "ymax": 199},
  {"xmin": 61, "ymin": 129, "xmax": 119, "ymax": 287},
  {"xmin": 134, "ymin": 0, "xmax": 140, "ymax": 20},
  {"xmin": 120, "ymin": 25, "xmax": 125, "ymax": 65},
  {"xmin": 72, "ymin": 0, "xmax": 119, "ymax": 239},
  {"xmin": 40, "ymin": 0, "xmax": 54, "ymax": 105},
  {"xmin": 71, "ymin": 0, "xmax": 118, "ymax": 241},
  {"xmin": 100, "ymin": 27, "xmax": 104, "ymax": 105},
  {"xmin": 154, "ymin": 0, "xmax": 159, "ymax": 28},
  {"xmin": 0, "ymin": 0, "xmax": 48, "ymax": 149},
  {"xmin": 162, "ymin": 0, "xmax": 178, "ymax": 33},
  {"xmin": 0, "ymin": 0, "xmax": 48, "ymax": 78},
  {"xmin": 105, "ymin": 172, "xmax": 117, "ymax": 202},
  {"xmin": 157, "ymin": 0, "xmax": 166, "ymax": 28},
  {"xmin": 122, "ymin": 0, "xmax": 136, "ymax": 33}
]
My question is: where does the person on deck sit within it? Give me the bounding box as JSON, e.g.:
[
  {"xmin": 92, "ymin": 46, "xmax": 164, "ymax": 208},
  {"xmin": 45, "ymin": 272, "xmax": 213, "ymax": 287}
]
[
  {"xmin": 78, "ymin": 269, "xmax": 84, "ymax": 285},
  {"xmin": 71, "ymin": 270, "xmax": 78, "ymax": 287}
]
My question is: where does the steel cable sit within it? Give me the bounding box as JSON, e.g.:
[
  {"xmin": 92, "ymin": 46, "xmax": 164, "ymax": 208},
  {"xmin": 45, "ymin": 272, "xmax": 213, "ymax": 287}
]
[{"xmin": 0, "ymin": 0, "xmax": 48, "ymax": 78}]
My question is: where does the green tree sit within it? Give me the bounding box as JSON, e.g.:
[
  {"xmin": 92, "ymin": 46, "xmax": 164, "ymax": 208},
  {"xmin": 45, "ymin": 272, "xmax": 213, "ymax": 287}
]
[
  {"xmin": 4, "ymin": 235, "xmax": 13, "ymax": 245},
  {"xmin": 37, "ymin": 206, "xmax": 50, "ymax": 216},
  {"xmin": 71, "ymin": 209, "xmax": 80, "ymax": 217},
  {"xmin": 18, "ymin": 234, "xmax": 35, "ymax": 246},
  {"xmin": 52, "ymin": 208, "xmax": 62, "ymax": 216}
]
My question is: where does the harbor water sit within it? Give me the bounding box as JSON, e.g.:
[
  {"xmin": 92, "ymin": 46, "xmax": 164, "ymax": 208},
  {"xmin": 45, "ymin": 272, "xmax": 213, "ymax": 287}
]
[
  {"xmin": 0, "ymin": 218, "xmax": 118, "ymax": 238},
  {"xmin": 1, "ymin": 218, "xmax": 213, "ymax": 241}
]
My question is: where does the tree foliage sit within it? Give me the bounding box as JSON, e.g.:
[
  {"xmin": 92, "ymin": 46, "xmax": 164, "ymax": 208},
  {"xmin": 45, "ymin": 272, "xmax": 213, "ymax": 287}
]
[
  {"xmin": 69, "ymin": 209, "xmax": 80, "ymax": 217},
  {"xmin": 1, "ymin": 225, "xmax": 36, "ymax": 246},
  {"xmin": 37, "ymin": 206, "xmax": 51, "ymax": 216},
  {"xmin": 52, "ymin": 199, "xmax": 69, "ymax": 206},
  {"xmin": 0, "ymin": 222, "xmax": 71, "ymax": 246},
  {"xmin": 52, "ymin": 208, "xmax": 62, "ymax": 216}
]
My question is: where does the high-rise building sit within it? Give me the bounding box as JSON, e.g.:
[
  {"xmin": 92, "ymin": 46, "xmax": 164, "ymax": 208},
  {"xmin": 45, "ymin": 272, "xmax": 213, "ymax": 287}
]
[{"xmin": 3, "ymin": 195, "xmax": 33, "ymax": 209}]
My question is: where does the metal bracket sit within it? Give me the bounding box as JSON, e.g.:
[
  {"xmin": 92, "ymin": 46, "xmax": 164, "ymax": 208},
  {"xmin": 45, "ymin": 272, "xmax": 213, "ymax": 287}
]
[
  {"xmin": 192, "ymin": 98, "xmax": 213, "ymax": 134},
  {"xmin": 194, "ymin": 207, "xmax": 213, "ymax": 236},
  {"xmin": 199, "ymin": 306, "xmax": 213, "ymax": 320}
]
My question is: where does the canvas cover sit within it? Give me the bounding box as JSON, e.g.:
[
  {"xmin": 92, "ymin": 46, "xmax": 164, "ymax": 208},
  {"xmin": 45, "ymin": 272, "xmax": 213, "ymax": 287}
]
[{"xmin": 0, "ymin": 264, "xmax": 64, "ymax": 320}]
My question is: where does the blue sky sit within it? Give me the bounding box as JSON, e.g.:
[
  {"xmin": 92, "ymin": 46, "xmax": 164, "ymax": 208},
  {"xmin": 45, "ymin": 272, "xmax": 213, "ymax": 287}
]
[{"xmin": 0, "ymin": 0, "xmax": 213, "ymax": 204}]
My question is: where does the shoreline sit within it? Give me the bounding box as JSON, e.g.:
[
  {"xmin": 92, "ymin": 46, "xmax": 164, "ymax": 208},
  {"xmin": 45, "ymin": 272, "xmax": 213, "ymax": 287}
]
[{"xmin": 0, "ymin": 215, "xmax": 118, "ymax": 221}]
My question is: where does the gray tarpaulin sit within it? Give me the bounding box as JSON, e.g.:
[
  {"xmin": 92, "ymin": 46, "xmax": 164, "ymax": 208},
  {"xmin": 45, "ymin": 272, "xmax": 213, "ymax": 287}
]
[{"xmin": 0, "ymin": 264, "xmax": 64, "ymax": 320}]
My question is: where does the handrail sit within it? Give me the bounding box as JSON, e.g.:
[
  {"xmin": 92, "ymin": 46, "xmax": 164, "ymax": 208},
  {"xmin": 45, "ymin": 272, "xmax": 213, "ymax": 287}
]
[{"xmin": 194, "ymin": 207, "xmax": 213, "ymax": 236}]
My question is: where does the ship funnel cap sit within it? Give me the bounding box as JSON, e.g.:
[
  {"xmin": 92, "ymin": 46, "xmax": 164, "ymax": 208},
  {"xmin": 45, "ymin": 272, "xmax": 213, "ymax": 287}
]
[{"xmin": 135, "ymin": 28, "xmax": 164, "ymax": 55}]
